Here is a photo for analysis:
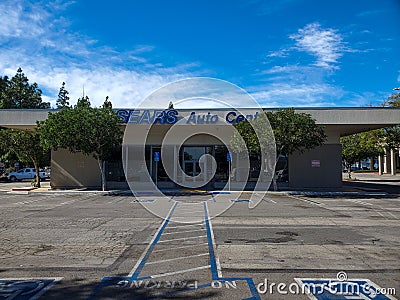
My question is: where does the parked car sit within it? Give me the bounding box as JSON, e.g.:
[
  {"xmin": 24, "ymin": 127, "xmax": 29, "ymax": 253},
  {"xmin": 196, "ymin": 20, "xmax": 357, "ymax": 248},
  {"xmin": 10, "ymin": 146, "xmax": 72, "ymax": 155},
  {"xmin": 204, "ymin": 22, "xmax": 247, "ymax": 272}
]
[
  {"xmin": 351, "ymin": 166, "xmax": 362, "ymax": 171},
  {"xmin": 7, "ymin": 168, "xmax": 47, "ymax": 182},
  {"xmin": 43, "ymin": 166, "xmax": 51, "ymax": 178}
]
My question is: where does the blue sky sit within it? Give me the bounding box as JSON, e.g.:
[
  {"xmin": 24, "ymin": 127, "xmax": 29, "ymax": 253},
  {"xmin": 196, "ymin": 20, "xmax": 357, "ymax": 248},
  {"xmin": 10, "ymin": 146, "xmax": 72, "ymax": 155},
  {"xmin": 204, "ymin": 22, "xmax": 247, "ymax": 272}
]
[{"xmin": 0, "ymin": 0, "xmax": 399, "ymax": 108}]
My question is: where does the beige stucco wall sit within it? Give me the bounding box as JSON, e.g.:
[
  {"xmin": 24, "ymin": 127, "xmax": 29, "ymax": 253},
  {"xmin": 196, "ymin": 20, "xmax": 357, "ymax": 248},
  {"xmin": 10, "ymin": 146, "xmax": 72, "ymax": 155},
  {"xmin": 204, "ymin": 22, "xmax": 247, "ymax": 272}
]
[
  {"xmin": 51, "ymin": 149, "xmax": 101, "ymax": 189},
  {"xmin": 289, "ymin": 144, "xmax": 342, "ymax": 188}
]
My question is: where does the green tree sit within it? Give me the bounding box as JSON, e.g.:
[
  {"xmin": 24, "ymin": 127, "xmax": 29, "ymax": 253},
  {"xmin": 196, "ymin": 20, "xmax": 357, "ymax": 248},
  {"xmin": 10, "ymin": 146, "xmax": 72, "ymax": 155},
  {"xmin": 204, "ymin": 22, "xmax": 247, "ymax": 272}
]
[
  {"xmin": 231, "ymin": 108, "xmax": 326, "ymax": 188},
  {"xmin": 341, "ymin": 134, "xmax": 365, "ymax": 179},
  {"xmin": 384, "ymin": 91, "xmax": 400, "ymax": 108},
  {"xmin": 39, "ymin": 96, "xmax": 123, "ymax": 191},
  {"xmin": 266, "ymin": 108, "xmax": 327, "ymax": 157},
  {"xmin": 0, "ymin": 129, "xmax": 48, "ymax": 187},
  {"xmin": 76, "ymin": 95, "xmax": 91, "ymax": 108},
  {"xmin": 102, "ymin": 96, "xmax": 112, "ymax": 109},
  {"xmin": 380, "ymin": 92, "xmax": 400, "ymax": 151},
  {"xmin": 341, "ymin": 131, "xmax": 385, "ymax": 179},
  {"xmin": 56, "ymin": 82, "xmax": 70, "ymax": 109},
  {"xmin": 0, "ymin": 76, "xmax": 10, "ymax": 108},
  {"xmin": 4, "ymin": 68, "xmax": 50, "ymax": 109},
  {"xmin": 231, "ymin": 108, "xmax": 327, "ymax": 157}
]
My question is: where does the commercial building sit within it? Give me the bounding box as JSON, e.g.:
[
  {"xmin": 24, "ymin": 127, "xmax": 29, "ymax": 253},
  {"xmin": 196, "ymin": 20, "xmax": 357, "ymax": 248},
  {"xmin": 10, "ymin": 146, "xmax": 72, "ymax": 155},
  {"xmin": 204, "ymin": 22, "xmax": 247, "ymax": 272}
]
[{"xmin": 0, "ymin": 107, "xmax": 399, "ymax": 190}]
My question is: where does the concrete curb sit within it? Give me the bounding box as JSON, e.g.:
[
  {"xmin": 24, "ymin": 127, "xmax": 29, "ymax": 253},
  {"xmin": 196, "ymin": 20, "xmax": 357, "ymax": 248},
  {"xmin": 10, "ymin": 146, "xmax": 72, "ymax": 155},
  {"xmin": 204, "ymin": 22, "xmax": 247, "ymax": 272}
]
[
  {"xmin": 6, "ymin": 189, "xmax": 111, "ymax": 195},
  {"xmin": 284, "ymin": 191, "xmax": 388, "ymax": 197},
  {"xmin": 3, "ymin": 188, "xmax": 389, "ymax": 197}
]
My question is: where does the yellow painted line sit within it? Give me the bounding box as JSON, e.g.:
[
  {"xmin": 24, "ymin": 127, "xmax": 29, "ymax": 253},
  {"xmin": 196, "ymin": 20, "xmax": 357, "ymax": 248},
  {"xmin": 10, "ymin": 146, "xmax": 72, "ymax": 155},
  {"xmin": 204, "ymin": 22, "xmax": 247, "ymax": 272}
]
[
  {"xmin": 31, "ymin": 187, "xmax": 51, "ymax": 192},
  {"xmin": 180, "ymin": 189, "xmax": 207, "ymax": 193}
]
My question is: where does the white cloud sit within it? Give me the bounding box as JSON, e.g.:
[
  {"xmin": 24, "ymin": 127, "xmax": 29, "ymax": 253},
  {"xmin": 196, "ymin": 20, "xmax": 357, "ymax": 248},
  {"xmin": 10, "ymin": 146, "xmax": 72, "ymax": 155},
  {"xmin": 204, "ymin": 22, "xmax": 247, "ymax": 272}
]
[
  {"xmin": 266, "ymin": 49, "xmax": 289, "ymax": 58},
  {"xmin": 0, "ymin": 0, "xmax": 203, "ymax": 108},
  {"xmin": 249, "ymin": 82, "xmax": 343, "ymax": 107},
  {"xmin": 0, "ymin": 2, "xmax": 47, "ymax": 38},
  {"xmin": 356, "ymin": 10, "xmax": 384, "ymax": 18},
  {"xmin": 29, "ymin": 67, "xmax": 189, "ymax": 109},
  {"xmin": 259, "ymin": 65, "xmax": 302, "ymax": 75},
  {"xmin": 289, "ymin": 22, "xmax": 345, "ymax": 69}
]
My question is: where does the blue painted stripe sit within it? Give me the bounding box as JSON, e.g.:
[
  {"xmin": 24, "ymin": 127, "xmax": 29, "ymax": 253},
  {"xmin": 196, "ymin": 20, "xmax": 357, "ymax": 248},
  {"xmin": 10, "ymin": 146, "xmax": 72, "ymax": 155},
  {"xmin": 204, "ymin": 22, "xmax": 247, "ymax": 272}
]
[
  {"xmin": 212, "ymin": 191, "xmax": 231, "ymax": 194},
  {"xmin": 135, "ymin": 276, "xmax": 152, "ymax": 280},
  {"xmin": 246, "ymin": 278, "xmax": 261, "ymax": 300},
  {"xmin": 113, "ymin": 197, "xmax": 127, "ymax": 204},
  {"xmin": 211, "ymin": 193, "xmax": 216, "ymax": 202},
  {"xmin": 130, "ymin": 202, "xmax": 178, "ymax": 279},
  {"xmin": 202, "ymin": 202, "xmax": 261, "ymax": 300},
  {"xmin": 86, "ymin": 276, "xmax": 112, "ymax": 300},
  {"xmin": 210, "ymin": 277, "xmax": 260, "ymax": 299},
  {"xmin": 203, "ymin": 202, "xmax": 219, "ymax": 280},
  {"xmin": 231, "ymin": 199, "xmax": 250, "ymax": 203}
]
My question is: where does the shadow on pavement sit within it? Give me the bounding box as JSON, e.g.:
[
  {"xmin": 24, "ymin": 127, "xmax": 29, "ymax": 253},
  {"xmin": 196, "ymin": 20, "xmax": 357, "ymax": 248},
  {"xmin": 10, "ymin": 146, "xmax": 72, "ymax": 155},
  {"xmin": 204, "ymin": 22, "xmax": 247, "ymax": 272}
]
[
  {"xmin": 41, "ymin": 277, "xmax": 220, "ymax": 300},
  {"xmin": 343, "ymin": 180, "xmax": 400, "ymax": 196}
]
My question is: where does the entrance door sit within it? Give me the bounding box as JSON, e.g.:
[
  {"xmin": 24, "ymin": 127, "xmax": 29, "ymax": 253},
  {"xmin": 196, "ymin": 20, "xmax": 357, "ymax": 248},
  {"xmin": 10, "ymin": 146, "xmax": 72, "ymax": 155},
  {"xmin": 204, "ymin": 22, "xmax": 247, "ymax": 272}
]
[
  {"xmin": 182, "ymin": 147, "xmax": 207, "ymax": 186},
  {"xmin": 183, "ymin": 160, "xmax": 201, "ymax": 177}
]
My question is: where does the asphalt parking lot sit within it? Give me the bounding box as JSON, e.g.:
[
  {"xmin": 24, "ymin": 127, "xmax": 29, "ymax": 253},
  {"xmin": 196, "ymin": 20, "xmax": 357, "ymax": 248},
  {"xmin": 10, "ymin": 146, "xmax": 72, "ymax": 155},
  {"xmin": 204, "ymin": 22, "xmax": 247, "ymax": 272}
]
[{"xmin": 0, "ymin": 184, "xmax": 399, "ymax": 299}]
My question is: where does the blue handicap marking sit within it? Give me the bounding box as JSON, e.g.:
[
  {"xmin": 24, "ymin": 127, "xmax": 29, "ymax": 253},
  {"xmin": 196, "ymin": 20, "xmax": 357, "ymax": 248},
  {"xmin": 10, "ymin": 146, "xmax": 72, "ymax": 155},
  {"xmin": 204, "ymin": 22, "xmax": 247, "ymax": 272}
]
[
  {"xmin": 153, "ymin": 151, "xmax": 160, "ymax": 162},
  {"xmin": 227, "ymin": 152, "xmax": 232, "ymax": 162},
  {"xmin": 0, "ymin": 278, "xmax": 61, "ymax": 300},
  {"xmin": 89, "ymin": 202, "xmax": 261, "ymax": 300},
  {"xmin": 295, "ymin": 278, "xmax": 396, "ymax": 300}
]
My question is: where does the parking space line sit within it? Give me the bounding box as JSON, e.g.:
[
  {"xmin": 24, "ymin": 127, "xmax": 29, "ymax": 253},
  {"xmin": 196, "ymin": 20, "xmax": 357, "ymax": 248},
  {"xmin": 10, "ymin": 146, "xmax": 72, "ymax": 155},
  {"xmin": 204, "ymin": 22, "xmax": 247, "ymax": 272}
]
[
  {"xmin": 203, "ymin": 202, "xmax": 222, "ymax": 278},
  {"xmin": 349, "ymin": 199, "xmax": 373, "ymax": 206},
  {"xmin": 288, "ymin": 195, "xmax": 325, "ymax": 206},
  {"xmin": 146, "ymin": 253, "xmax": 209, "ymax": 265},
  {"xmin": 386, "ymin": 211, "xmax": 398, "ymax": 219},
  {"xmin": 167, "ymin": 223, "xmax": 205, "ymax": 229},
  {"xmin": 158, "ymin": 235, "xmax": 207, "ymax": 243},
  {"xmin": 14, "ymin": 194, "xmax": 60, "ymax": 206},
  {"xmin": 109, "ymin": 196, "xmax": 130, "ymax": 204},
  {"xmin": 15, "ymin": 198, "xmax": 48, "ymax": 205},
  {"xmin": 173, "ymin": 209, "xmax": 204, "ymax": 213},
  {"xmin": 344, "ymin": 199, "xmax": 399, "ymax": 220},
  {"xmin": 128, "ymin": 202, "xmax": 178, "ymax": 278},
  {"xmin": 163, "ymin": 228, "xmax": 205, "ymax": 235},
  {"xmin": 173, "ymin": 211, "xmax": 204, "ymax": 214},
  {"xmin": 265, "ymin": 198, "xmax": 277, "ymax": 203},
  {"xmin": 146, "ymin": 265, "xmax": 211, "ymax": 279},
  {"xmin": 152, "ymin": 242, "xmax": 209, "ymax": 253},
  {"xmin": 90, "ymin": 195, "xmax": 262, "ymax": 300},
  {"xmin": 376, "ymin": 211, "xmax": 387, "ymax": 218}
]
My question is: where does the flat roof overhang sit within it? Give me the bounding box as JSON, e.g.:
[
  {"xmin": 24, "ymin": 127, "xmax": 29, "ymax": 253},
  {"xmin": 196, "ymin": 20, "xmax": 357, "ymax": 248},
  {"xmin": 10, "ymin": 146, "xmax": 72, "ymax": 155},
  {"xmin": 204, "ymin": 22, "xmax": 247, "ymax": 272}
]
[{"xmin": 0, "ymin": 108, "xmax": 399, "ymax": 136}]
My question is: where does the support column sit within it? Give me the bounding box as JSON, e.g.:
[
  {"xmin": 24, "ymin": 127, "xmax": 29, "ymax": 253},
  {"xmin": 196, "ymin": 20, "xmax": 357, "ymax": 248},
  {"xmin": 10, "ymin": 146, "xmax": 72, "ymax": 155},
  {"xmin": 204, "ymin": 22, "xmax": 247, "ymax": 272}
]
[
  {"xmin": 391, "ymin": 149, "xmax": 396, "ymax": 175},
  {"xmin": 383, "ymin": 151, "xmax": 389, "ymax": 174},
  {"xmin": 378, "ymin": 155, "xmax": 383, "ymax": 175},
  {"xmin": 125, "ymin": 146, "xmax": 129, "ymax": 175},
  {"xmin": 173, "ymin": 145, "xmax": 177, "ymax": 183}
]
